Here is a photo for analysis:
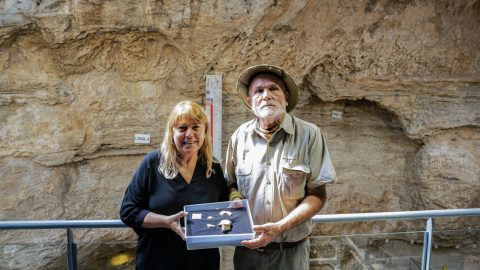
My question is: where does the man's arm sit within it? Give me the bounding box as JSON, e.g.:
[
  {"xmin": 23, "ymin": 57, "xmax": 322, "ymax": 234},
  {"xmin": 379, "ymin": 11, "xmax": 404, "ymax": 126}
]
[
  {"xmin": 227, "ymin": 184, "xmax": 243, "ymax": 200},
  {"xmin": 241, "ymin": 184, "xmax": 327, "ymax": 249},
  {"xmin": 225, "ymin": 135, "xmax": 245, "ymax": 201}
]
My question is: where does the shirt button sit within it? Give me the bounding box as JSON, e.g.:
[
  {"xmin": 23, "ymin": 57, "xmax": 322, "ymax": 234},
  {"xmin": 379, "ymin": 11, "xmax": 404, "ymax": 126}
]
[
  {"xmin": 267, "ymin": 180, "xmax": 271, "ymax": 184},
  {"xmin": 269, "ymin": 143, "xmax": 274, "ymax": 147},
  {"xmin": 267, "ymin": 162, "xmax": 271, "ymax": 165},
  {"xmin": 266, "ymin": 200, "xmax": 270, "ymax": 204}
]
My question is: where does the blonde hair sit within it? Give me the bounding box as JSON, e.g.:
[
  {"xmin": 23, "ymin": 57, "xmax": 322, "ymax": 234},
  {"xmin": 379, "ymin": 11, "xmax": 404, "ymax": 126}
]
[{"xmin": 158, "ymin": 100, "xmax": 216, "ymax": 179}]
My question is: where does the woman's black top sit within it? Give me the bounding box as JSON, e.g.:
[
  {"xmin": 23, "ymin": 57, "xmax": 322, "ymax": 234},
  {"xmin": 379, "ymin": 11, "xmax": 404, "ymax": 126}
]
[{"xmin": 120, "ymin": 151, "xmax": 228, "ymax": 270}]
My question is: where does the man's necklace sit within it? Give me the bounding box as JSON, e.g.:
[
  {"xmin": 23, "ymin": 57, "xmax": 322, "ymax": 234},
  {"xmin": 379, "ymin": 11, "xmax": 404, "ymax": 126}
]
[{"xmin": 257, "ymin": 120, "xmax": 281, "ymax": 140}]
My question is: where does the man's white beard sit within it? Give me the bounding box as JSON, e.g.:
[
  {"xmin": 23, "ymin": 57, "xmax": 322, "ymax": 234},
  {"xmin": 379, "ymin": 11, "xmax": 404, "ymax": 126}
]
[{"xmin": 252, "ymin": 100, "xmax": 286, "ymax": 119}]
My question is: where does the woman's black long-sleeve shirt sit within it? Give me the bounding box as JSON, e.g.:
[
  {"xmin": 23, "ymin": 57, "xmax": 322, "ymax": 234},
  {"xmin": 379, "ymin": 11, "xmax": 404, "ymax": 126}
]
[{"xmin": 120, "ymin": 151, "xmax": 228, "ymax": 270}]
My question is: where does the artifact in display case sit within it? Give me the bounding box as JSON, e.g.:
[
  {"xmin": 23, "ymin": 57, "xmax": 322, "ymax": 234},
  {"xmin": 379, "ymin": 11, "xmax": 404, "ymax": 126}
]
[{"xmin": 184, "ymin": 199, "xmax": 255, "ymax": 250}]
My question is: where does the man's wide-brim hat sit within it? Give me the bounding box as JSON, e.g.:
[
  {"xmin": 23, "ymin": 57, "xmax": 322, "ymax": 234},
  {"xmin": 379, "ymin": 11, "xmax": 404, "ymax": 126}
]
[{"xmin": 236, "ymin": 64, "xmax": 298, "ymax": 113}]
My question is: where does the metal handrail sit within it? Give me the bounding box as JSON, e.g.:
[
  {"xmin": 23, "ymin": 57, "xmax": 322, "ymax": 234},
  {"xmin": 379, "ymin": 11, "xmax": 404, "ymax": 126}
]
[
  {"xmin": 0, "ymin": 220, "xmax": 126, "ymax": 230},
  {"xmin": 311, "ymin": 208, "xmax": 480, "ymax": 223},
  {"xmin": 1, "ymin": 208, "xmax": 479, "ymax": 270},
  {"xmin": 1, "ymin": 208, "xmax": 479, "ymax": 230}
]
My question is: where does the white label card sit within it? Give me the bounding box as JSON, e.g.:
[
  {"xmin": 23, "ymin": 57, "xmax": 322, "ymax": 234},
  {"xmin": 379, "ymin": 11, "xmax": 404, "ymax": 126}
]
[{"xmin": 192, "ymin": 214, "xmax": 202, "ymax": 220}]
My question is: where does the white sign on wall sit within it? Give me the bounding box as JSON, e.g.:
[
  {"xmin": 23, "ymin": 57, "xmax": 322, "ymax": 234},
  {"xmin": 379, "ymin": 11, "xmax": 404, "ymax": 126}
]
[
  {"xmin": 134, "ymin": 134, "xmax": 150, "ymax": 144},
  {"xmin": 331, "ymin": 110, "xmax": 343, "ymax": 119},
  {"xmin": 206, "ymin": 75, "xmax": 222, "ymax": 161}
]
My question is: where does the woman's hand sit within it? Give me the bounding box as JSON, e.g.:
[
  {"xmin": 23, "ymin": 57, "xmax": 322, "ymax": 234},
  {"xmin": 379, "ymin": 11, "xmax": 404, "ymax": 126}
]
[
  {"xmin": 142, "ymin": 211, "xmax": 189, "ymax": 240},
  {"xmin": 167, "ymin": 211, "xmax": 189, "ymax": 241}
]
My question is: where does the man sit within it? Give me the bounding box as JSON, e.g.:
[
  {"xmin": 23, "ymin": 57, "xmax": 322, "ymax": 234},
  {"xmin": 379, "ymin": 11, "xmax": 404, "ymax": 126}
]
[{"xmin": 225, "ymin": 64, "xmax": 337, "ymax": 270}]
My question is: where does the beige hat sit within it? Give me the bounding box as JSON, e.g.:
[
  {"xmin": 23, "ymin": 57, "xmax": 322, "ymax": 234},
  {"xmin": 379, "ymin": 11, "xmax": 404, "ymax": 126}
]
[{"xmin": 236, "ymin": 64, "xmax": 298, "ymax": 113}]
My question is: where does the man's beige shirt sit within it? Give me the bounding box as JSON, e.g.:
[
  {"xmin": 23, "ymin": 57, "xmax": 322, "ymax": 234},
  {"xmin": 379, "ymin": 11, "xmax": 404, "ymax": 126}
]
[{"xmin": 225, "ymin": 113, "xmax": 337, "ymax": 243}]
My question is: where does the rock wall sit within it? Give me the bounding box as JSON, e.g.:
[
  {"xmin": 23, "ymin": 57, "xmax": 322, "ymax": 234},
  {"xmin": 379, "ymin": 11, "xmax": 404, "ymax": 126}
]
[{"xmin": 1, "ymin": 0, "xmax": 479, "ymax": 269}]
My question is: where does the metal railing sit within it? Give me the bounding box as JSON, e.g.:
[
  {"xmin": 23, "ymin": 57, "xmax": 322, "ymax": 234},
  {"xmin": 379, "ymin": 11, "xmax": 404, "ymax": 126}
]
[{"xmin": 1, "ymin": 208, "xmax": 479, "ymax": 270}]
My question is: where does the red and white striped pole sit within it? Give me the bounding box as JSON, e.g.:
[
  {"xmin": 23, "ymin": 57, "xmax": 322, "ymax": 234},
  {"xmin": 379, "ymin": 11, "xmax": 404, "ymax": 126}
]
[{"xmin": 206, "ymin": 75, "xmax": 222, "ymax": 161}]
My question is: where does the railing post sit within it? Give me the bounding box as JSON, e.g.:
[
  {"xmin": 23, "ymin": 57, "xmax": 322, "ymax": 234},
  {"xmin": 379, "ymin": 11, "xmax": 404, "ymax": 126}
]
[
  {"xmin": 421, "ymin": 218, "xmax": 433, "ymax": 270},
  {"xmin": 67, "ymin": 228, "xmax": 77, "ymax": 270}
]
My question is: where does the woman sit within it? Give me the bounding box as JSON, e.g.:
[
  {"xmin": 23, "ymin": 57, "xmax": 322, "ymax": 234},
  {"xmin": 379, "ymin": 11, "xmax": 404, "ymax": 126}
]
[{"xmin": 120, "ymin": 100, "xmax": 228, "ymax": 269}]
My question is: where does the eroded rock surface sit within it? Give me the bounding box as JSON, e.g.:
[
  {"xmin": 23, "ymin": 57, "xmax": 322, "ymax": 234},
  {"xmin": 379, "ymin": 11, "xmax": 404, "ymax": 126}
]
[{"xmin": 1, "ymin": 0, "xmax": 479, "ymax": 269}]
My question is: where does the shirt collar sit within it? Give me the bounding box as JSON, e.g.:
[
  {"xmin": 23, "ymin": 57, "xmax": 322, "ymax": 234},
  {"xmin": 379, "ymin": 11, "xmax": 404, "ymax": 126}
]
[{"xmin": 279, "ymin": 113, "xmax": 294, "ymax": 135}]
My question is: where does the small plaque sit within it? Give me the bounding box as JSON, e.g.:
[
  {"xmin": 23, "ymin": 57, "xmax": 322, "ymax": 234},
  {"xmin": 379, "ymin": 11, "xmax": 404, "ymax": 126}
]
[
  {"xmin": 331, "ymin": 110, "xmax": 343, "ymax": 119},
  {"xmin": 134, "ymin": 134, "xmax": 150, "ymax": 144}
]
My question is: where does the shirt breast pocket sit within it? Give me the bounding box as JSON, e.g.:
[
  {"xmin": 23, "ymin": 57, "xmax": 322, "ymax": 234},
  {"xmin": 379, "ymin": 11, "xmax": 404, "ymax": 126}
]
[
  {"xmin": 236, "ymin": 162, "xmax": 252, "ymax": 197},
  {"xmin": 280, "ymin": 164, "xmax": 310, "ymax": 199}
]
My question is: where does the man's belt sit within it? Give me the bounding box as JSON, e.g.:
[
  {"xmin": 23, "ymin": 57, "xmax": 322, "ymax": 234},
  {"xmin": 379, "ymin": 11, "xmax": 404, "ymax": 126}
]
[{"xmin": 257, "ymin": 237, "xmax": 309, "ymax": 251}]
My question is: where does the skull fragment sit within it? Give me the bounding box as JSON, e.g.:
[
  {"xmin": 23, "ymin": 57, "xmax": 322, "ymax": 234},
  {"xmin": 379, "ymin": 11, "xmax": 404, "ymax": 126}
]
[{"xmin": 218, "ymin": 219, "xmax": 232, "ymax": 232}]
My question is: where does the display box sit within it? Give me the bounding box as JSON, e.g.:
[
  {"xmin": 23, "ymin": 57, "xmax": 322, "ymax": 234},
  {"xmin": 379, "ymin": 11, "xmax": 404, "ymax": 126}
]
[{"xmin": 184, "ymin": 199, "xmax": 255, "ymax": 250}]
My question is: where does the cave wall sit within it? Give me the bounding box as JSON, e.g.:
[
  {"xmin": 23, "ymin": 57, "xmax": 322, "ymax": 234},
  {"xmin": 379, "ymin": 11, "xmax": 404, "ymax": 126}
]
[{"xmin": 1, "ymin": 0, "xmax": 479, "ymax": 268}]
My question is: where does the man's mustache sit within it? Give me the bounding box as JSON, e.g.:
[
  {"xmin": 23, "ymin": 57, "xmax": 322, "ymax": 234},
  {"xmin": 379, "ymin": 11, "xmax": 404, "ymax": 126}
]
[{"xmin": 257, "ymin": 100, "xmax": 280, "ymax": 108}]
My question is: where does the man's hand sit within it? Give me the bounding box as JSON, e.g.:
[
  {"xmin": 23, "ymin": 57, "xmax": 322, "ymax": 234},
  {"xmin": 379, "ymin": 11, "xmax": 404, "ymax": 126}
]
[
  {"xmin": 227, "ymin": 197, "xmax": 244, "ymax": 209},
  {"xmin": 241, "ymin": 222, "xmax": 286, "ymax": 249},
  {"xmin": 240, "ymin": 185, "xmax": 327, "ymax": 249}
]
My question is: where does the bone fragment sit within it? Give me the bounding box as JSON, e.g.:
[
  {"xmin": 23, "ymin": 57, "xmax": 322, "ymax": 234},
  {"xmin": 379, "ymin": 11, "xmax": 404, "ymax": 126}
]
[
  {"xmin": 218, "ymin": 219, "xmax": 232, "ymax": 232},
  {"xmin": 219, "ymin": 211, "xmax": 232, "ymax": 216}
]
